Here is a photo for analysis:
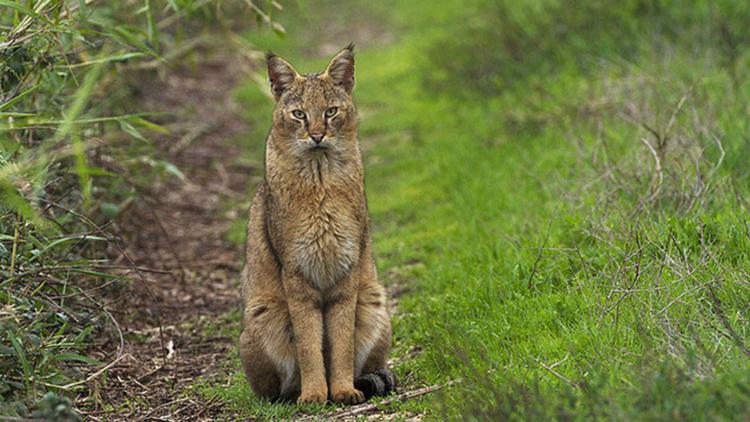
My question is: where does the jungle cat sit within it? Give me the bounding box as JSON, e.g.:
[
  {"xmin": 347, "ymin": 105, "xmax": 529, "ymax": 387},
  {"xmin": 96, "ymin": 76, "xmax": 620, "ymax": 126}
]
[{"xmin": 239, "ymin": 44, "xmax": 395, "ymax": 405}]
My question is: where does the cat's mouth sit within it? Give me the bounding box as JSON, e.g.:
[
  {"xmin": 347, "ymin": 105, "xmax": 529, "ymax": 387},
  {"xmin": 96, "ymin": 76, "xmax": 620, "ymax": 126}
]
[
  {"xmin": 296, "ymin": 139, "xmax": 329, "ymax": 150},
  {"xmin": 309, "ymin": 143, "xmax": 328, "ymax": 151},
  {"xmin": 305, "ymin": 140, "xmax": 329, "ymax": 150}
]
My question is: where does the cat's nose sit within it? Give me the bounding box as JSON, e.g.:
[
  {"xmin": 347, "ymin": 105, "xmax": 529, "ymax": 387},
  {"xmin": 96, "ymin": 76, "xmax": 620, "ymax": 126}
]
[{"xmin": 310, "ymin": 133, "xmax": 325, "ymax": 144}]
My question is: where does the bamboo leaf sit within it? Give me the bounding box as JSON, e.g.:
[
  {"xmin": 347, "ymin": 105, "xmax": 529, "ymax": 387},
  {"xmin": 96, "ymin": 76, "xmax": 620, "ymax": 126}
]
[
  {"xmin": 118, "ymin": 119, "xmax": 149, "ymax": 142},
  {"xmin": 7, "ymin": 333, "xmax": 30, "ymax": 389},
  {"xmin": 0, "ymin": 0, "xmax": 45, "ymax": 22},
  {"xmin": 145, "ymin": 0, "xmax": 160, "ymax": 52},
  {"xmin": 55, "ymin": 52, "xmax": 146, "ymax": 68},
  {"xmin": 55, "ymin": 353, "xmax": 103, "ymax": 365},
  {"xmin": 28, "ymin": 235, "xmax": 108, "ymax": 263},
  {"xmin": 130, "ymin": 116, "xmax": 169, "ymax": 134},
  {"xmin": 0, "ymin": 84, "xmax": 39, "ymax": 112}
]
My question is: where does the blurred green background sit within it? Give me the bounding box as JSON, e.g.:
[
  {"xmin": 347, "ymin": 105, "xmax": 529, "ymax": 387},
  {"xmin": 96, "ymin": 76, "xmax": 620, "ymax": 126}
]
[{"xmin": 2, "ymin": 0, "xmax": 750, "ymax": 419}]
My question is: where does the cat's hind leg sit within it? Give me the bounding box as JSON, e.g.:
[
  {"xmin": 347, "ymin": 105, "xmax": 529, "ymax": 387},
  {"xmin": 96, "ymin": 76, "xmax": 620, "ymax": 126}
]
[
  {"xmin": 353, "ymin": 279, "xmax": 396, "ymax": 399},
  {"xmin": 240, "ymin": 295, "xmax": 300, "ymax": 401}
]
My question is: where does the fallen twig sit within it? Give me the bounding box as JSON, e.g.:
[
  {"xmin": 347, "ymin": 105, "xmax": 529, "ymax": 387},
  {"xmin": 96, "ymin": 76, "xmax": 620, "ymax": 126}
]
[
  {"xmin": 640, "ymin": 136, "xmax": 663, "ymax": 201},
  {"xmin": 302, "ymin": 379, "xmax": 462, "ymax": 420},
  {"xmin": 40, "ymin": 353, "xmax": 130, "ymax": 391},
  {"xmin": 137, "ymin": 365, "xmax": 165, "ymax": 383},
  {"xmin": 194, "ymin": 394, "xmax": 221, "ymax": 419},
  {"xmin": 136, "ymin": 397, "xmax": 191, "ymax": 422},
  {"xmin": 534, "ymin": 357, "xmax": 580, "ymax": 390},
  {"xmin": 705, "ymin": 283, "xmax": 750, "ymax": 360}
]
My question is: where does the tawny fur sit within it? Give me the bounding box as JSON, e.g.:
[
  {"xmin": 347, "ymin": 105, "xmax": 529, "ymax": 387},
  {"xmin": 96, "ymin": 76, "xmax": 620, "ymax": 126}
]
[{"xmin": 239, "ymin": 45, "xmax": 391, "ymax": 405}]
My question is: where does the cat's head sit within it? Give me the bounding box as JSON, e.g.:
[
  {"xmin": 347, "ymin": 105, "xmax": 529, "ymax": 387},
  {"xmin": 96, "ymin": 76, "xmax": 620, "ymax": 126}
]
[{"xmin": 266, "ymin": 44, "xmax": 358, "ymax": 154}]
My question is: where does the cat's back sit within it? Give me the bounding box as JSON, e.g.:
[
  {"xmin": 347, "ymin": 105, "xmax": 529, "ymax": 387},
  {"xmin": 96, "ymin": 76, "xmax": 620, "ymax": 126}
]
[{"xmin": 241, "ymin": 181, "xmax": 280, "ymax": 296}]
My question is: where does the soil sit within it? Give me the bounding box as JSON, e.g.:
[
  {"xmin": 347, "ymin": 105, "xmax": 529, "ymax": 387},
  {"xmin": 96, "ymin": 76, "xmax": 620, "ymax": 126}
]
[{"xmin": 80, "ymin": 48, "xmax": 256, "ymax": 421}]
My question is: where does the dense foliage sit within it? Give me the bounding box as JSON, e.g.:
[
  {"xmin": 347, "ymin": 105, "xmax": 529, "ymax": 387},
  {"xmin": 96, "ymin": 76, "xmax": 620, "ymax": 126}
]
[{"xmin": 0, "ymin": 1, "xmax": 276, "ymax": 417}]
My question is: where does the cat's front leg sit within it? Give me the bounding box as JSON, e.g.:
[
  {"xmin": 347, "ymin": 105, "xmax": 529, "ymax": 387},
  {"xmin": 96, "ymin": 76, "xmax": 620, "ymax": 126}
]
[
  {"xmin": 325, "ymin": 271, "xmax": 364, "ymax": 404},
  {"xmin": 283, "ymin": 270, "xmax": 327, "ymax": 404}
]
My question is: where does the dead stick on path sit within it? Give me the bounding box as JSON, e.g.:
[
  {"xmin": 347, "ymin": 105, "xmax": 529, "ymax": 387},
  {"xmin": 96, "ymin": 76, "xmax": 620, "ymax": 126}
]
[
  {"xmin": 534, "ymin": 357, "xmax": 580, "ymax": 390},
  {"xmin": 137, "ymin": 397, "xmax": 192, "ymax": 422},
  {"xmin": 40, "ymin": 354, "xmax": 131, "ymax": 391},
  {"xmin": 304, "ymin": 378, "xmax": 462, "ymax": 420}
]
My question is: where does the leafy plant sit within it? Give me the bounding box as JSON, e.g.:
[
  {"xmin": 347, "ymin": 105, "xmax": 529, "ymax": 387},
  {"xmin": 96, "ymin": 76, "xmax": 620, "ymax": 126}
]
[{"xmin": 0, "ymin": 0, "xmax": 282, "ymax": 416}]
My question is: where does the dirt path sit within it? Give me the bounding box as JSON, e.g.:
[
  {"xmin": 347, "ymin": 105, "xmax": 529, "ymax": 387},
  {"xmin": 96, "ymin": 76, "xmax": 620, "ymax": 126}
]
[
  {"xmin": 80, "ymin": 48, "xmax": 256, "ymax": 421},
  {"xmin": 78, "ymin": 43, "xmax": 420, "ymax": 421}
]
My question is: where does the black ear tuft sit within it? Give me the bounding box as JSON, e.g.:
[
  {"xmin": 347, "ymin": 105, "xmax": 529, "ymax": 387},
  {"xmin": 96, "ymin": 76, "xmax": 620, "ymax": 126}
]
[
  {"xmin": 266, "ymin": 53, "xmax": 299, "ymax": 100},
  {"xmin": 325, "ymin": 44, "xmax": 355, "ymax": 93}
]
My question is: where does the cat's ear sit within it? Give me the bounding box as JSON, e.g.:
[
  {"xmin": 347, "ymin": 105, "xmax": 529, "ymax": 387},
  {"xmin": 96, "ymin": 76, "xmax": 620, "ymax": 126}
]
[
  {"xmin": 324, "ymin": 43, "xmax": 355, "ymax": 93},
  {"xmin": 266, "ymin": 52, "xmax": 300, "ymax": 100}
]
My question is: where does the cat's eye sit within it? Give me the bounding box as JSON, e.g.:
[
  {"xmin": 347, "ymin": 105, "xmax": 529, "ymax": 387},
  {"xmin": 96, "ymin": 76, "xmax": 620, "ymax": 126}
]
[
  {"xmin": 324, "ymin": 107, "xmax": 338, "ymax": 118},
  {"xmin": 291, "ymin": 109, "xmax": 306, "ymax": 119}
]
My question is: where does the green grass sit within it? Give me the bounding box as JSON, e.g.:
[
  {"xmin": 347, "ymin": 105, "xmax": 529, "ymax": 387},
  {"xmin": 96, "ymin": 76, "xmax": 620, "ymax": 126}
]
[{"xmin": 210, "ymin": 0, "xmax": 750, "ymax": 419}]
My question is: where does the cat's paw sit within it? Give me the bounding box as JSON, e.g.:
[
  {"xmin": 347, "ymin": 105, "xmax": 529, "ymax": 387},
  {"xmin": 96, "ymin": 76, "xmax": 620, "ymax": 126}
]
[
  {"xmin": 331, "ymin": 387, "xmax": 365, "ymax": 405},
  {"xmin": 297, "ymin": 388, "xmax": 328, "ymax": 404}
]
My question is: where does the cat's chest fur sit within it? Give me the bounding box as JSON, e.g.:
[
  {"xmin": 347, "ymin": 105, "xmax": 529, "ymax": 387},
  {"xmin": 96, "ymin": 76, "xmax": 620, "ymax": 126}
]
[
  {"xmin": 287, "ymin": 190, "xmax": 361, "ymax": 290},
  {"xmin": 266, "ymin": 145, "xmax": 366, "ymax": 290},
  {"xmin": 269, "ymin": 165, "xmax": 363, "ymax": 291},
  {"xmin": 284, "ymin": 187, "xmax": 361, "ymax": 290}
]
